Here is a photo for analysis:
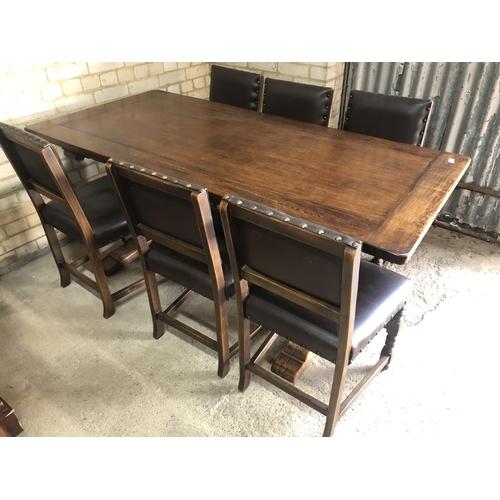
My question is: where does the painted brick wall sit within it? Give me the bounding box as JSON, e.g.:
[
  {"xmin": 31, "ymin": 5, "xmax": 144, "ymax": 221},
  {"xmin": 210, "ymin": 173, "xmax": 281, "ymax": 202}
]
[
  {"xmin": 0, "ymin": 61, "xmax": 347, "ymax": 275},
  {"xmin": 0, "ymin": 62, "xmax": 210, "ymax": 274},
  {"xmin": 213, "ymin": 62, "xmax": 345, "ymax": 128}
]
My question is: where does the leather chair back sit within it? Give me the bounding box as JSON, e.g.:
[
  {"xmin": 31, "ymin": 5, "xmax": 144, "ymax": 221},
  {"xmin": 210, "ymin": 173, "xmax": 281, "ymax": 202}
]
[
  {"xmin": 343, "ymin": 90, "xmax": 433, "ymax": 146},
  {"xmin": 221, "ymin": 195, "xmax": 360, "ymax": 323},
  {"xmin": 210, "ymin": 65, "xmax": 262, "ymax": 111},
  {"xmin": 263, "ymin": 78, "xmax": 333, "ymax": 126},
  {"xmin": 0, "ymin": 122, "xmax": 73, "ymax": 203}
]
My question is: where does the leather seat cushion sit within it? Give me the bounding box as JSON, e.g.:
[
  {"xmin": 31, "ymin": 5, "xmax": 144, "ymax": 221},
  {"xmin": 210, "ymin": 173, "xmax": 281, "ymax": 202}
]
[
  {"xmin": 145, "ymin": 240, "xmax": 234, "ymax": 300},
  {"xmin": 41, "ymin": 175, "xmax": 129, "ymax": 247},
  {"xmin": 244, "ymin": 260, "xmax": 412, "ymax": 363}
]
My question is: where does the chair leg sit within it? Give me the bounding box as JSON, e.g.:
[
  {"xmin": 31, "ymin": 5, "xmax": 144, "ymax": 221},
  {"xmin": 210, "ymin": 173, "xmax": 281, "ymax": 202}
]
[
  {"xmin": 44, "ymin": 224, "xmax": 71, "ymax": 287},
  {"xmin": 238, "ymin": 317, "xmax": 252, "ymax": 391},
  {"xmin": 86, "ymin": 243, "xmax": 115, "ymax": 319},
  {"xmin": 214, "ymin": 296, "xmax": 230, "ymax": 379},
  {"xmin": 144, "ymin": 269, "xmax": 165, "ymax": 340},
  {"xmin": 381, "ymin": 308, "xmax": 404, "ymax": 370},
  {"xmin": 322, "ymin": 354, "xmax": 350, "ymax": 437}
]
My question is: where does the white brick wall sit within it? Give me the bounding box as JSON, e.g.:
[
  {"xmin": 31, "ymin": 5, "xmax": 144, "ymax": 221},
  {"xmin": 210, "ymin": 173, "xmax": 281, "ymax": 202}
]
[{"xmin": 0, "ymin": 62, "xmax": 211, "ymax": 274}]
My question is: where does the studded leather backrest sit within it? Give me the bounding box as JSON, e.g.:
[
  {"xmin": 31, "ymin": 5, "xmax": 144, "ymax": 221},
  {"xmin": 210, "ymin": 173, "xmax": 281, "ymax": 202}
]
[
  {"xmin": 343, "ymin": 90, "xmax": 433, "ymax": 146},
  {"xmin": 222, "ymin": 196, "xmax": 362, "ymax": 308},
  {"xmin": 263, "ymin": 78, "xmax": 333, "ymax": 127},
  {"xmin": 0, "ymin": 122, "xmax": 63, "ymax": 195},
  {"xmin": 209, "ymin": 65, "xmax": 262, "ymax": 111},
  {"xmin": 109, "ymin": 163, "xmax": 204, "ymax": 249}
]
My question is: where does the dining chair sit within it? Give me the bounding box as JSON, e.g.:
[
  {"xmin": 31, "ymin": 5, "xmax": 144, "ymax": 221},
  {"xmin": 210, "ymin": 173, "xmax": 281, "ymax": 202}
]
[
  {"xmin": 209, "ymin": 65, "xmax": 263, "ymax": 111},
  {"xmin": 343, "ymin": 90, "xmax": 433, "ymax": 266},
  {"xmin": 0, "ymin": 122, "xmax": 145, "ymax": 319},
  {"xmin": 220, "ymin": 195, "xmax": 412, "ymax": 437},
  {"xmin": 343, "ymin": 90, "xmax": 433, "ymax": 146},
  {"xmin": 105, "ymin": 159, "xmax": 262, "ymax": 378},
  {"xmin": 262, "ymin": 78, "xmax": 333, "ymax": 126}
]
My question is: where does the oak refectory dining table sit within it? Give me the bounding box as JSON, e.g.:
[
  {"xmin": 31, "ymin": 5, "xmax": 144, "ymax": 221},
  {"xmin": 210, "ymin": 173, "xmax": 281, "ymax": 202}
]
[
  {"xmin": 26, "ymin": 90, "xmax": 470, "ymax": 265},
  {"xmin": 26, "ymin": 90, "xmax": 470, "ymax": 380}
]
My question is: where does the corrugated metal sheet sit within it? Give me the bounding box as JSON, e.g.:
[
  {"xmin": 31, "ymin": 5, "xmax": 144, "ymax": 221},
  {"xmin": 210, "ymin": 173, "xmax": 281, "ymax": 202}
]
[{"xmin": 346, "ymin": 62, "xmax": 500, "ymax": 237}]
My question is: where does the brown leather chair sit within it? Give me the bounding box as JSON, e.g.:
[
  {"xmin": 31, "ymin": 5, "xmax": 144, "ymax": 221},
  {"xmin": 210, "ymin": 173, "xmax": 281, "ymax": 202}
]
[
  {"xmin": 0, "ymin": 122, "xmax": 145, "ymax": 319},
  {"xmin": 262, "ymin": 78, "xmax": 333, "ymax": 126},
  {"xmin": 209, "ymin": 65, "xmax": 263, "ymax": 111},
  {"xmin": 220, "ymin": 195, "xmax": 412, "ymax": 437},
  {"xmin": 105, "ymin": 159, "xmax": 262, "ymax": 378},
  {"xmin": 343, "ymin": 90, "xmax": 433, "ymax": 146}
]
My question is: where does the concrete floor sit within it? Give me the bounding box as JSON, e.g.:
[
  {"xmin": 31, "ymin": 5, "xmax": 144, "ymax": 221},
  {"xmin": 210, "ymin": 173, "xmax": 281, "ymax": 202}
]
[{"xmin": 1, "ymin": 224, "xmax": 500, "ymax": 440}]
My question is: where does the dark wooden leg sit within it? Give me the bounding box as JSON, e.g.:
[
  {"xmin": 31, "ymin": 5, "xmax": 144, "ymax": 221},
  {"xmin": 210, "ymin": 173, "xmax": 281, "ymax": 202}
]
[
  {"xmin": 214, "ymin": 296, "xmax": 230, "ymax": 379},
  {"xmin": 381, "ymin": 308, "xmax": 404, "ymax": 370},
  {"xmin": 239, "ymin": 316, "xmax": 251, "ymax": 392},
  {"xmin": 44, "ymin": 224, "xmax": 71, "ymax": 287},
  {"xmin": 0, "ymin": 398, "xmax": 23, "ymax": 437},
  {"xmin": 323, "ymin": 354, "xmax": 350, "ymax": 437},
  {"xmin": 87, "ymin": 245, "xmax": 115, "ymax": 319},
  {"xmin": 143, "ymin": 269, "xmax": 165, "ymax": 340}
]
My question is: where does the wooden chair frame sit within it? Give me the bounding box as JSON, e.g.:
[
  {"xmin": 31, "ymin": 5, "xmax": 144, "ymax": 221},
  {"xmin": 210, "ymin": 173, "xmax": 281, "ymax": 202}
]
[
  {"xmin": 0, "ymin": 123, "xmax": 145, "ymax": 319},
  {"xmin": 106, "ymin": 160, "xmax": 261, "ymax": 378},
  {"xmin": 220, "ymin": 196, "xmax": 406, "ymax": 436}
]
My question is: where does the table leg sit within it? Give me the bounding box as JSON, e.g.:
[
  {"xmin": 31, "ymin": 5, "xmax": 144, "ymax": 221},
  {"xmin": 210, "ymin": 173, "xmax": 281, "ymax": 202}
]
[
  {"xmin": 102, "ymin": 237, "xmax": 141, "ymax": 276},
  {"xmin": 271, "ymin": 341, "xmax": 316, "ymax": 383}
]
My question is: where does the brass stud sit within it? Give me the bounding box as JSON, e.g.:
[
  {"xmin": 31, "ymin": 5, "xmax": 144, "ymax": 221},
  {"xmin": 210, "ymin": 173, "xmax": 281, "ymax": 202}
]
[
  {"xmin": 186, "ymin": 184, "xmax": 192, "ymax": 188},
  {"xmin": 317, "ymin": 229, "xmax": 324, "ymax": 235},
  {"xmin": 129, "ymin": 165, "xmax": 134, "ymax": 169},
  {"xmin": 162, "ymin": 176, "xmax": 168, "ymax": 179},
  {"xmin": 152, "ymin": 172, "xmax": 157, "ymax": 176},
  {"xmin": 140, "ymin": 168, "xmax": 145, "ymax": 172},
  {"xmin": 266, "ymin": 211, "xmax": 273, "ymax": 216},
  {"xmin": 119, "ymin": 161, "xmax": 124, "ymax": 165},
  {"xmin": 252, "ymin": 205, "xmax": 258, "ymax": 210},
  {"xmin": 301, "ymin": 223, "xmax": 307, "ymax": 228},
  {"xmin": 335, "ymin": 236, "xmax": 342, "ymax": 241},
  {"xmin": 236, "ymin": 200, "xmax": 243, "ymax": 205},
  {"xmin": 224, "ymin": 195, "xmax": 230, "ymax": 199},
  {"xmin": 284, "ymin": 217, "xmax": 290, "ymax": 222},
  {"xmin": 352, "ymin": 242, "xmax": 360, "ymax": 248}
]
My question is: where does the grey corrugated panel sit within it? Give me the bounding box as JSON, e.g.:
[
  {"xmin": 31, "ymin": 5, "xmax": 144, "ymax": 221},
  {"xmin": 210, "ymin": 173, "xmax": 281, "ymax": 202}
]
[{"xmin": 350, "ymin": 62, "xmax": 500, "ymax": 234}]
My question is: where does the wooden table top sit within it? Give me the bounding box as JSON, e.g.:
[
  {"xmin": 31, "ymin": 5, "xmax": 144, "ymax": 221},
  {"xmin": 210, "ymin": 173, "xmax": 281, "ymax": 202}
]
[{"xmin": 26, "ymin": 90, "xmax": 470, "ymax": 264}]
